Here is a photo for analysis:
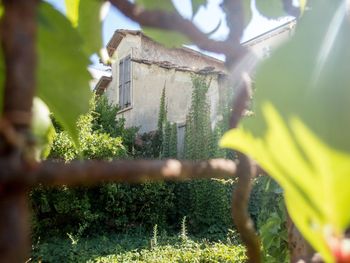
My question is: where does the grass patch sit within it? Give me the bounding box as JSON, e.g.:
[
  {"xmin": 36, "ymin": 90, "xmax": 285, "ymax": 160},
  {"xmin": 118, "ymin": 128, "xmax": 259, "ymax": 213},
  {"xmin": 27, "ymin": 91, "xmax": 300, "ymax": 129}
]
[{"xmin": 31, "ymin": 231, "xmax": 246, "ymax": 262}]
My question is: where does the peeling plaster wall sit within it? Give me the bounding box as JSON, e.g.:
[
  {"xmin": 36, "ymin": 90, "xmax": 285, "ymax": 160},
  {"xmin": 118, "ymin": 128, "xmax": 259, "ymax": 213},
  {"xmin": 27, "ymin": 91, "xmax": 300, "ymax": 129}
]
[
  {"xmin": 105, "ymin": 33, "xmax": 222, "ymax": 133},
  {"xmin": 104, "ymin": 22, "xmax": 293, "ymax": 134},
  {"xmin": 116, "ymin": 61, "xmax": 220, "ymax": 133}
]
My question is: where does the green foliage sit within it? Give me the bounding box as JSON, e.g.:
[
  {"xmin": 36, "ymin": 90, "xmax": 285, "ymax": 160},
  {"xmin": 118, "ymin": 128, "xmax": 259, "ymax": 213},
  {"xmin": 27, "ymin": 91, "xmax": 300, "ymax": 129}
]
[
  {"xmin": 49, "ymin": 103, "xmax": 127, "ymax": 161},
  {"xmin": 136, "ymin": 0, "xmax": 190, "ymax": 47},
  {"xmin": 254, "ymin": 177, "xmax": 289, "ymax": 263},
  {"xmin": 37, "ymin": 2, "xmax": 92, "ymax": 144},
  {"xmin": 162, "ymin": 121, "xmax": 177, "ymax": 158},
  {"xmin": 191, "ymin": 0, "xmax": 207, "ymax": 17},
  {"xmin": 151, "ymin": 224, "xmax": 158, "ymax": 248},
  {"xmin": 32, "ymin": 233, "xmax": 247, "ymax": 263},
  {"xmin": 255, "ymin": 0, "xmax": 285, "ymax": 19},
  {"xmin": 65, "ymin": 0, "xmax": 80, "ymax": 26},
  {"xmin": 169, "ymin": 123, "xmax": 177, "ymax": 158},
  {"xmin": 92, "ymin": 95, "xmax": 138, "ymax": 153},
  {"xmin": 31, "ymin": 98, "xmax": 56, "ymax": 160},
  {"xmin": 180, "ymin": 216, "xmax": 188, "ymax": 242},
  {"xmin": 184, "ymin": 76, "xmax": 212, "ymax": 160},
  {"xmin": 78, "ymin": 0, "xmax": 103, "ymax": 56},
  {"xmin": 143, "ymin": 28, "xmax": 191, "ymax": 48},
  {"xmin": 32, "ymin": 96, "xmax": 175, "ymax": 238},
  {"xmin": 243, "ymin": 0, "xmax": 253, "ymax": 27},
  {"xmin": 162, "ymin": 121, "xmax": 171, "ymax": 158},
  {"xmin": 255, "ymin": 0, "xmax": 307, "ymax": 19},
  {"xmin": 157, "ymin": 86, "xmax": 167, "ymax": 137},
  {"xmin": 173, "ymin": 179, "xmax": 235, "ymax": 236},
  {"xmin": 136, "ymin": 0, "xmax": 175, "ymax": 12},
  {"xmin": 65, "ymin": 0, "xmax": 103, "ymax": 55},
  {"xmin": 167, "ymin": 76, "xmax": 235, "ymax": 236},
  {"xmin": 221, "ymin": 1, "xmax": 350, "ymax": 261}
]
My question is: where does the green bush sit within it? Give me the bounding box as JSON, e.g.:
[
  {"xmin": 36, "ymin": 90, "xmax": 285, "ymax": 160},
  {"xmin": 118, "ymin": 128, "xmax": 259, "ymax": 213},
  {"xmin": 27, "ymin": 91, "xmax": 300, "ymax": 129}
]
[
  {"xmin": 32, "ymin": 232, "xmax": 247, "ymax": 263},
  {"xmin": 31, "ymin": 96, "xmax": 175, "ymax": 239},
  {"xmin": 172, "ymin": 179, "xmax": 235, "ymax": 237}
]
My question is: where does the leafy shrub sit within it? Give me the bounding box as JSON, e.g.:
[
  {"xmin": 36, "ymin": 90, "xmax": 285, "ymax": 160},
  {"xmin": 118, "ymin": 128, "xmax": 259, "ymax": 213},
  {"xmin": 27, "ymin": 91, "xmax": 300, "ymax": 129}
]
[
  {"xmin": 32, "ymin": 232, "xmax": 247, "ymax": 263},
  {"xmin": 91, "ymin": 95, "xmax": 138, "ymax": 154},
  {"xmin": 249, "ymin": 176, "xmax": 289, "ymax": 263},
  {"xmin": 31, "ymin": 96, "xmax": 174, "ymax": 239}
]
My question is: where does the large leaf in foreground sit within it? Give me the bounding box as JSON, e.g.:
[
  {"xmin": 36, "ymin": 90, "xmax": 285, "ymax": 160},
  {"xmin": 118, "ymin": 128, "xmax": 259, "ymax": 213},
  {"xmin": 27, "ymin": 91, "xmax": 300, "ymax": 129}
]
[
  {"xmin": 78, "ymin": 0, "xmax": 103, "ymax": 55},
  {"xmin": 136, "ymin": 0, "xmax": 190, "ymax": 48},
  {"xmin": 38, "ymin": 3, "xmax": 91, "ymax": 144},
  {"xmin": 65, "ymin": 0, "xmax": 103, "ymax": 56},
  {"xmin": 221, "ymin": 0, "xmax": 350, "ymax": 261}
]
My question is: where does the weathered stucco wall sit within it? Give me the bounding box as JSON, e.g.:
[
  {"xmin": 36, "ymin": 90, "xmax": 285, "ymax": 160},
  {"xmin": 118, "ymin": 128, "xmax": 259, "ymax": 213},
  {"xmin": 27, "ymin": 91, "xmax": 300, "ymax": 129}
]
[
  {"xmin": 105, "ymin": 32, "xmax": 222, "ymax": 133},
  {"xmin": 115, "ymin": 61, "xmax": 220, "ymax": 133},
  {"xmin": 103, "ymin": 21, "xmax": 294, "ymax": 134}
]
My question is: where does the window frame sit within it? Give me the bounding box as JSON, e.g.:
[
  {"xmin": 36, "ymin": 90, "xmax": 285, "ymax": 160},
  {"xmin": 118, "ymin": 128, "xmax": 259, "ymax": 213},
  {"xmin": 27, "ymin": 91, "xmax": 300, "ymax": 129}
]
[{"xmin": 118, "ymin": 54, "xmax": 132, "ymax": 111}]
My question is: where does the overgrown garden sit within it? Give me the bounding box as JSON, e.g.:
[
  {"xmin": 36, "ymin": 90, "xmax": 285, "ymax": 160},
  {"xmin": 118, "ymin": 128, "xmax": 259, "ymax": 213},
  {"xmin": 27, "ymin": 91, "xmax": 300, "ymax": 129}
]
[
  {"xmin": 2, "ymin": 0, "xmax": 350, "ymax": 262},
  {"xmin": 31, "ymin": 77, "xmax": 286, "ymax": 262}
]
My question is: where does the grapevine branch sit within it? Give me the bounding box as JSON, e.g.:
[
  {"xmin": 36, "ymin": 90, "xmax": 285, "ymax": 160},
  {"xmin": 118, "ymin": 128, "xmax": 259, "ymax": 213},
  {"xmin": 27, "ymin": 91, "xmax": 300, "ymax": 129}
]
[
  {"xmin": 0, "ymin": 0, "xmax": 38, "ymax": 261},
  {"xmin": 108, "ymin": 0, "xmax": 245, "ymax": 60},
  {"xmin": 0, "ymin": 159, "xmax": 237, "ymax": 187},
  {"xmin": 222, "ymin": 1, "xmax": 262, "ymax": 262},
  {"xmin": 228, "ymin": 71, "xmax": 261, "ymax": 263}
]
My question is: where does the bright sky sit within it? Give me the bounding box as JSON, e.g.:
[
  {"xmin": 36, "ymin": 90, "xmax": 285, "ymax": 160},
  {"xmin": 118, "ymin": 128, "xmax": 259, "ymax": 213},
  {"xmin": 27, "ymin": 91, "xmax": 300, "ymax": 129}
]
[{"xmin": 46, "ymin": 0, "xmax": 292, "ymax": 63}]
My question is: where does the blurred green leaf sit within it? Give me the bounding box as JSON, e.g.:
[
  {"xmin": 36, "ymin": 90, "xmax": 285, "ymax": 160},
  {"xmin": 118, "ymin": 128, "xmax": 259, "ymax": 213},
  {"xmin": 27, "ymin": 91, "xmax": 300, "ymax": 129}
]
[
  {"xmin": 37, "ymin": 3, "xmax": 91, "ymax": 145},
  {"xmin": 65, "ymin": 0, "xmax": 103, "ymax": 55},
  {"xmin": 78, "ymin": 0, "xmax": 103, "ymax": 55},
  {"xmin": 255, "ymin": 0, "xmax": 285, "ymax": 19},
  {"xmin": 299, "ymin": 0, "xmax": 308, "ymax": 14},
  {"xmin": 137, "ymin": 0, "xmax": 190, "ymax": 47},
  {"xmin": 65, "ymin": 0, "xmax": 80, "ymax": 26},
  {"xmin": 143, "ymin": 27, "xmax": 190, "ymax": 48},
  {"xmin": 31, "ymin": 97, "xmax": 56, "ymax": 160},
  {"xmin": 136, "ymin": 0, "xmax": 175, "ymax": 12},
  {"xmin": 243, "ymin": 0, "xmax": 252, "ymax": 27},
  {"xmin": 191, "ymin": 0, "xmax": 207, "ymax": 17},
  {"xmin": 220, "ymin": 0, "xmax": 350, "ymax": 261}
]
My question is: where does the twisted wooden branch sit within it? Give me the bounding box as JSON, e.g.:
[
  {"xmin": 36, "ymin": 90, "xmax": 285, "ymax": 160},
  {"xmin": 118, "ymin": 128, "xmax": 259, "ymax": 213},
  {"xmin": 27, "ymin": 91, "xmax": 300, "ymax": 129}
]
[
  {"xmin": 21, "ymin": 159, "xmax": 236, "ymax": 187},
  {"xmin": 108, "ymin": 0, "xmax": 244, "ymax": 59},
  {"xmin": 0, "ymin": 0, "xmax": 38, "ymax": 262}
]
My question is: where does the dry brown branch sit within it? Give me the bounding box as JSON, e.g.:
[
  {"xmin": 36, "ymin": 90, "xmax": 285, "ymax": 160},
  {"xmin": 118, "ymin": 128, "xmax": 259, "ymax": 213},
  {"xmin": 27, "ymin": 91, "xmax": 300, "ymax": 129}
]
[
  {"xmin": 219, "ymin": 1, "xmax": 262, "ymax": 262},
  {"xmin": 221, "ymin": 0, "xmax": 247, "ymax": 64},
  {"xmin": 229, "ymin": 77, "xmax": 262, "ymax": 262},
  {"xmin": 232, "ymin": 153, "xmax": 261, "ymax": 263},
  {"xmin": 0, "ymin": 0, "xmax": 38, "ymax": 262},
  {"xmin": 18, "ymin": 159, "xmax": 236, "ymax": 187},
  {"xmin": 108, "ymin": 0, "xmax": 243, "ymax": 58}
]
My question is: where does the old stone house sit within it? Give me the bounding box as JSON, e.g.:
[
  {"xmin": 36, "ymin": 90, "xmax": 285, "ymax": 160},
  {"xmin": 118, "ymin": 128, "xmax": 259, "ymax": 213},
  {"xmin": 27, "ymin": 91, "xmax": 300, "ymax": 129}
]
[{"xmin": 95, "ymin": 19, "xmax": 295, "ymax": 135}]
